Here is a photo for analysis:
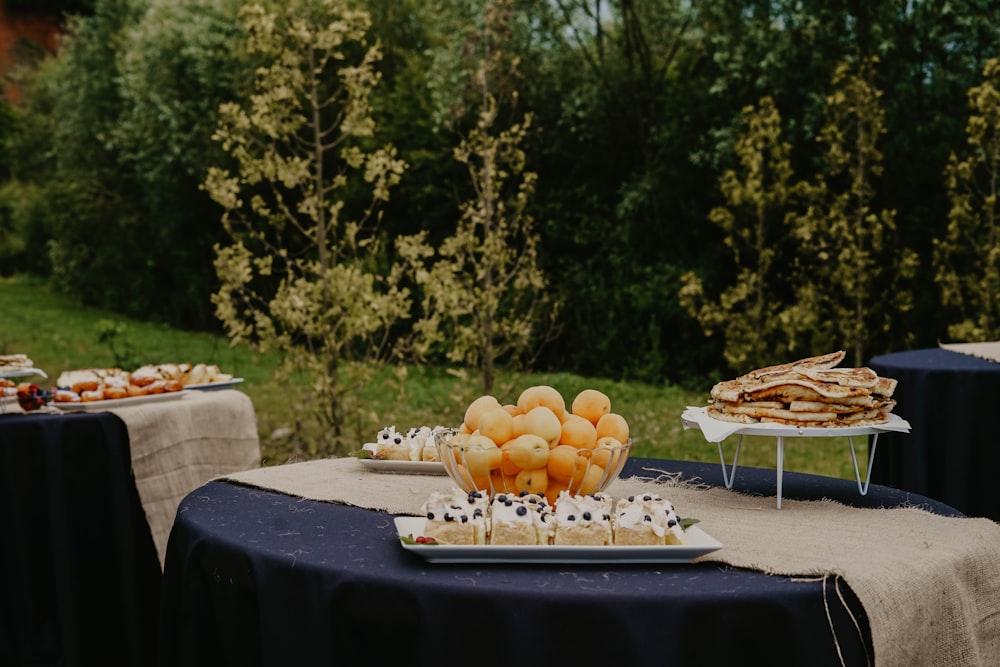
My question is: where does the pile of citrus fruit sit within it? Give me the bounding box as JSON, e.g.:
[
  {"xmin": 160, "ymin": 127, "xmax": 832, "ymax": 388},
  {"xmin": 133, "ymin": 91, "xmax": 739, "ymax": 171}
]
[{"xmin": 438, "ymin": 385, "xmax": 631, "ymax": 505}]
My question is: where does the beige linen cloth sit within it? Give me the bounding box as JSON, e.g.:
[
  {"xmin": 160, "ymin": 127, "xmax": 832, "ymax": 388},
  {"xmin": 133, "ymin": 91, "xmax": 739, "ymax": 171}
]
[
  {"xmin": 112, "ymin": 389, "xmax": 261, "ymax": 564},
  {"xmin": 222, "ymin": 457, "xmax": 1000, "ymax": 667},
  {"xmin": 939, "ymin": 340, "xmax": 1000, "ymax": 363}
]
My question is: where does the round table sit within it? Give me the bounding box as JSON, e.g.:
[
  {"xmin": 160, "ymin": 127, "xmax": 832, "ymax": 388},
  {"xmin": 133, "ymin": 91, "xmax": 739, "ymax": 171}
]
[
  {"xmin": 158, "ymin": 458, "xmax": 959, "ymax": 667},
  {"xmin": 869, "ymin": 347, "xmax": 1000, "ymax": 522}
]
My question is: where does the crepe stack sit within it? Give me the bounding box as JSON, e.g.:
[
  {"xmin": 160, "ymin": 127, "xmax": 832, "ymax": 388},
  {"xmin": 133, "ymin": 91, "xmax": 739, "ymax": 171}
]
[
  {"xmin": 0, "ymin": 354, "xmax": 34, "ymax": 371},
  {"xmin": 707, "ymin": 350, "xmax": 898, "ymax": 427}
]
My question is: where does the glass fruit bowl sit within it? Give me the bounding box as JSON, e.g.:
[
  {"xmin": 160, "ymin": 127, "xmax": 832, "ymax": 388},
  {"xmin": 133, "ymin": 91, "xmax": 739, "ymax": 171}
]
[{"xmin": 434, "ymin": 429, "xmax": 631, "ymax": 505}]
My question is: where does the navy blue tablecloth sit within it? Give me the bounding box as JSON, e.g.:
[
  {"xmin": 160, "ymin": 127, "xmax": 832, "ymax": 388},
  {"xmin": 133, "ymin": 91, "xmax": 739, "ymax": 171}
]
[
  {"xmin": 0, "ymin": 411, "xmax": 162, "ymax": 667},
  {"xmin": 158, "ymin": 458, "xmax": 959, "ymax": 667},
  {"xmin": 869, "ymin": 347, "xmax": 1000, "ymax": 522}
]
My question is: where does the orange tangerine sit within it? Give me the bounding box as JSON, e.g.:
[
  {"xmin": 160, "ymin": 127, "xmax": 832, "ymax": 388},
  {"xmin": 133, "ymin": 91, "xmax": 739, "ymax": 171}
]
[
  {"xmin": 477, "ymin": 406, "xmax": 514, "ymax": 445},
  {"xmin": 464, "ymin": 394, "xmax": 502, "ymax": 432},
  {"xmin": 502, "ymin": 434, "xmax": 550, "ymax": 470},
  {"xmin": 546, "ymin": 444, "xmax": 581, "ymax": 482},
  {"xmin": 510, "ymin": 413, "xmax": 526, "ymax": 438},
  {"xmin": 489, "ymin": 468, "xmax": 513, "ymax": 493},
  {"xmin": 559, "ymin": 414, "xmax": 598, "ymax": 450},
  {"xmin": 576, "ymin": 463, "xmax": 607, "ymax": 495},
  {"xmin": 571, "ymin": 389, "xmax": 611, "ymax": 426},
  {"xmin": 566, "ymin": 452, "xmax": 593, "ymax": 487},
  {"xmin": 544, "ymin": 479, "xmax": 570, "ymax": 506},
  {"xmin": 595, "ymin": 412, "xmax": 629, "ymax": 443},
  {"xmin": 460, "ymin": 440, "xmax": 502, "ymax": 477},
  {"xmin": 521, "ymin": 406, "xmax": 562, "ymax": 447},
  {"xmin": 516, "ymin": 385, "xmax": 567, "ymax": 421},
  {"xmin": 442, "ymin": 432, "xmax": 470, "ymax": 466},
  {"xmin": 515, "ymin": 467, "xmax": 548, "ymax": 495},
  {"xmin": 490, "ymin": 468, "xmax": 505, "ymax": 491},
  {"xmin": 590, "ymin": 437, "xmax": 623, "ymax": 469},
  {"xmin": 455, "ymin": 464, "xmax": 491, "ymax": 493}
]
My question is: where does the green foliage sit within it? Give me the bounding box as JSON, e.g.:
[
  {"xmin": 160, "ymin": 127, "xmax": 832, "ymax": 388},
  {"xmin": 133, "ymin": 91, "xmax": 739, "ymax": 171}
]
[
  {"xmin": 1, "ymin": 274, "xmax": 871, "ymax": 480},
  {"xmin": 5, "ymin": 0, "xmax": 1000, "ymax": 388},
  {"xmin": 934, "ymin": 57, "xmax": 1000, "ymax": 342},
  {"xmin": 94, "ymin": 319, "xmax": 140, "ymax": 370},
  {"xmin": 790, "ymin": 57, "xmax": 918, "ymax": 367},
  {"xmin": 204, "ymin": 0, "xmax": 425, "ymax": 457},
  {"xmin": 679, "ymin": 97, "xmax": 806, "ymax": 373},
  {"xmin": 3, "ymin": 0, "xmax": 250, "ymax": 328},
  {"xmin": 404, "ymin": 0, "xmax": 559, "ymax": 395}
]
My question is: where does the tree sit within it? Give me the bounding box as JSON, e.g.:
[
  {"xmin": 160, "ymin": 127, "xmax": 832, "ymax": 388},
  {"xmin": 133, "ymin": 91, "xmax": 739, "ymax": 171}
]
[
  {"xmin": 405, "ymin": 0, "xmax": 558, "ymax": 394},
  {"xmin": 203, "ymin": 0, "xmax": 422, "ymax": 456},
  {"xmin": 934, "ymin": 57, "xmax": 1000, "ymax": 342},
  {"xmin": 2, "ymin": 0, "xmax": 249, "ymax": 327},
  {"xmin": 114, "ymin": 0, "xmax": 250, "ymax": 328},
  {"xmin": 679, "ymin": 96, "xmax": 807, "ymax": 372},
  {"xmin": 790, "ymin": 57, "xmax": 918, "ymax": 367}
]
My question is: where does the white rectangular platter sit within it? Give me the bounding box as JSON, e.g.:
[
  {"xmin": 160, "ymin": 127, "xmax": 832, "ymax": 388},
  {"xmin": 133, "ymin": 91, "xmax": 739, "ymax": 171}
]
[{"xmin": 394, "ymin": 516, "xmax": 723, "ymax": 564}]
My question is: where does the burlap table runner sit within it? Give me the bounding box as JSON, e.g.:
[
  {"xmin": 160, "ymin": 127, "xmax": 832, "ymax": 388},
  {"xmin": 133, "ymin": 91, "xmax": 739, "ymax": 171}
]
[
  {"xmin": 221, "ymin": 457, "xmax": 1000, "ymax": 667},
  {"xmin": 939, "ymin": 340, "xmax": 1000, "ymax": 363},
  {"xmin": 113, "ymin": 389, "xmax": 261, "ymax": 564}
]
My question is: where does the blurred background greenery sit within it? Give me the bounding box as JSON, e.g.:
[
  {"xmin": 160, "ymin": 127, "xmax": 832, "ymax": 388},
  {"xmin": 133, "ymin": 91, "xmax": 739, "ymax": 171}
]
[{"xmin": 2, "ymin": 274, "xmax": 879, "ymax": 480}]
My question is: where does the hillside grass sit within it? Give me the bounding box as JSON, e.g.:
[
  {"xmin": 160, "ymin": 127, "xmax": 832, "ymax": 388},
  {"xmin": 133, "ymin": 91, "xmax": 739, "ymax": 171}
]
[{"xmin": 0, "ymin": 274, "xmax": 871, "ymax": 480}]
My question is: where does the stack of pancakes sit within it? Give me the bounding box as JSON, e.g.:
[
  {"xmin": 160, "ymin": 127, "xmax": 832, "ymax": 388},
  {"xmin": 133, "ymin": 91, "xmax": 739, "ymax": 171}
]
[
  {"xmin": 707, "ymin": 350, "xmax": 898, "ymax": 427},
  {"xmin": 0, "ymin": 354, "xmax": 34, "ymax": 371}
]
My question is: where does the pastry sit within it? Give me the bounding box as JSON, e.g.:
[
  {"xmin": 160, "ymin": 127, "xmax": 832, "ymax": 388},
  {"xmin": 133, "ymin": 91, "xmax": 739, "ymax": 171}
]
[
  {"xmin": 552, "ymin": 491, "xmax": 613, "ymax": 545},
  {"xmin": 613, "ymin": 494, "xmax": 685, "ymax": 545},
  {"xmin": 372, "ymin": 426, "xmax": 410, "ymax": 460},
  {"xmin": 489, "ymin": 492, "xmax": 553, "ymax": 545},
  {"xmin": 419, "ymin": 487, "xmax": 489, "ymax": 545}
]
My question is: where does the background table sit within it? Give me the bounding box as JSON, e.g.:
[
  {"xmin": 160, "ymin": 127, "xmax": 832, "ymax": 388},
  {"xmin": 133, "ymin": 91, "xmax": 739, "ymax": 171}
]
[
  {"xmin": 0, "ymin": 390, "xmax": 261, "ymax": 667},
  {"xmin": 159, "ymin": 458, "xmax": 960, "ymax": 667},
  {"xmin": 0, "ymin": 410, "xmax": 161, "ymax": 667},
  {"xmin": 869, "ymin": 347, "xmax": 1000, "ymax": 523}
]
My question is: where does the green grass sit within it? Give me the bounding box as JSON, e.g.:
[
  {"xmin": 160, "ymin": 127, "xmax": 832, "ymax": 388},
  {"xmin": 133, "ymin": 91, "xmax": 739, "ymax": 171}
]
[{"xmin": 0, "ymin": 274, "xmax": 871, "ymax": 480}]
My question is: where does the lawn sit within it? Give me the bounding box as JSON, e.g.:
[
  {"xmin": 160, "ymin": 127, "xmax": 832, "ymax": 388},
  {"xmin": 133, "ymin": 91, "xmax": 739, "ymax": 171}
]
[{"xmin": 0, "ymin": 273, "xmax": 872, "ymax": 480}]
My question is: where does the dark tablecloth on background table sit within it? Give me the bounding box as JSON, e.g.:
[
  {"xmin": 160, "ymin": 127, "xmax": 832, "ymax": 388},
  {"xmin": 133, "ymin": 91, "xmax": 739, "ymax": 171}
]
[
  {"xmin": 0, "ymin": 390, "xmax": 261, "ymax": 667},
  {"xmin": 869, "ymin": 347, "xmax": 1000, "ymax": 523},
  {"xmin": 0, "ymin": 411, "xmax": 161, "ymax": 667},
  {"xmin": 158, "ymin": 458, "xmax": 960, "ymax": 667}
]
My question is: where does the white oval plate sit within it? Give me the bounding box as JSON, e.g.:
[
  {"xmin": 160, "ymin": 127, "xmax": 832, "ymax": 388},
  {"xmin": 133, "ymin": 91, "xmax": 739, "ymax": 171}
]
[{"xmin": 51, "ymin": 390, "xmax": 190, "ymax": 412}]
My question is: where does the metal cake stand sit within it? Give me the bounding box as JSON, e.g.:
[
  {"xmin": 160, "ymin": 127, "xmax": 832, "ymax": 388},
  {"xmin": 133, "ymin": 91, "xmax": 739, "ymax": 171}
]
[{"xmin": 681, "ymin": 407, "xmax": 911, "ymax": 508}]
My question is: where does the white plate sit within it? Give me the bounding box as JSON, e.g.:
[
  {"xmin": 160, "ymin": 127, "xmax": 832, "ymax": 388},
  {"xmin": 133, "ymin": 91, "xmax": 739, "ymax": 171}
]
[
  {"xmin": 184, "ymin": 378, "xmax": 244, "ymax": 391},
  {"xmin": 394, "ymin": 517, "xmax": 723, "ymax": 564},
  {"xmin": 0, "ymin": 368, "xmax": 48, "ymax": 379},
  {"xmin": 359, "ymin": 458, "xmax": 446, "ymax": 475},
  {"xmin": 51, "ymin": 390, "xmax": 190, "ymax": 412},
  {"xmin": 682, "ymin": 406, "xmax": 911, "ymax": 442}
]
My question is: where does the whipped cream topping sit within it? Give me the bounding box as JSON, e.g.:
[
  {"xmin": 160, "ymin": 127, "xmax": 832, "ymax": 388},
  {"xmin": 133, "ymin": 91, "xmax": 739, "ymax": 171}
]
[
  {"xmin": 421, "ymin": 487, "xmax": 489, "ymax": 527},
  {"xmin": 491, "ymin": 493, "xmax": 554, "ymax": 540},
  {"xmin": 554, "ymin": 491, "xmax": 613, "ymax": 526},
  {"xmin": 614, "ymin": 493, "xmax": 683, "ymax": 541},
  {"xmin": 365, "ymin": 425, "xmax": 448, "ymax": 460},
  {"xmin": 405, "ymin": 426, "xmax": 432, "ymax": 460}
]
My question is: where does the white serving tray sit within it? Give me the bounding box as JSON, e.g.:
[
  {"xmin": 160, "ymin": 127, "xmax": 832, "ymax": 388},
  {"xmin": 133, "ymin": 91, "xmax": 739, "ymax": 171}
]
[{"xmin": 394, "ymin": 516, "xmax": 722, "ymax": 564}]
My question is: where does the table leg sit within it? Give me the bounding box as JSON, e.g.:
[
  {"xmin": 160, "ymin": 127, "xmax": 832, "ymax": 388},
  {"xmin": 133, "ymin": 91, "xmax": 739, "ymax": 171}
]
[
  {"xmin": 716, "ymin": 435, "xmax": 743, "ymax": 489},
  {"xmin": 776, "ymin": 436, "xmax": 784, "ymax": 509},
  {"xmin": 848, "ymin": 434, "xmax": 878, "ymax": 496}
]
